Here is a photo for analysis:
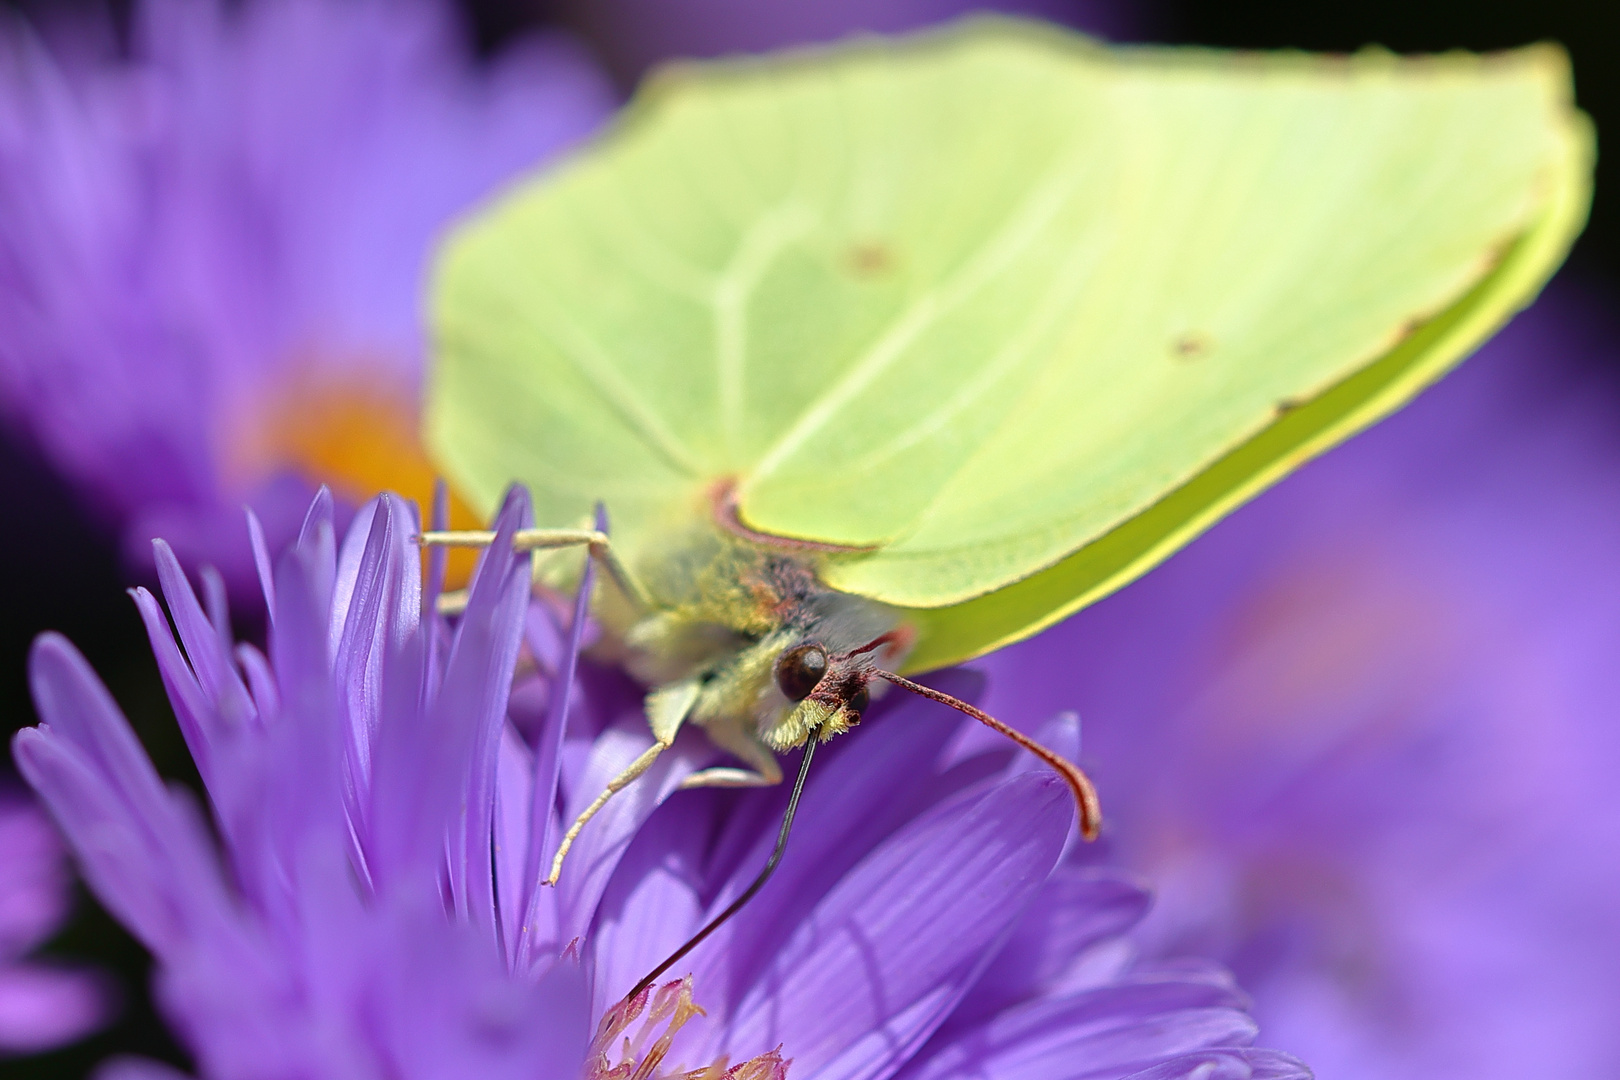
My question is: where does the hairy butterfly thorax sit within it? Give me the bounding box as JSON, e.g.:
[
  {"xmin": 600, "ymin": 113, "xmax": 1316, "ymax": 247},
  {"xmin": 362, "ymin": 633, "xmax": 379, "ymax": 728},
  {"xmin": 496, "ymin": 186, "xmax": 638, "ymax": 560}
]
[{"xmin": 622, "ymin": 527, "xmax": 908, "ymax": 756}]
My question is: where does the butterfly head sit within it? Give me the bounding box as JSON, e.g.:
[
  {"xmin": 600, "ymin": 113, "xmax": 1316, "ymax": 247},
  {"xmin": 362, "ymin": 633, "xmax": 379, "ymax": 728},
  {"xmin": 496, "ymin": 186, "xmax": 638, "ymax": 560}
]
[{"xmin": 761, "ymin": 630, "xmax": 911, "ymax": 749}]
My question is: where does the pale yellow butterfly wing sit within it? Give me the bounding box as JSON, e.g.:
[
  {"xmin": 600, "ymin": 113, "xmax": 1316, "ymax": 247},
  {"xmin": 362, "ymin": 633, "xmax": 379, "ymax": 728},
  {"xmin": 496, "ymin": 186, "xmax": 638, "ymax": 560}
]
[{"xmin": 427, "ymin": 21, "xmax": 1590, "ymax": 671}]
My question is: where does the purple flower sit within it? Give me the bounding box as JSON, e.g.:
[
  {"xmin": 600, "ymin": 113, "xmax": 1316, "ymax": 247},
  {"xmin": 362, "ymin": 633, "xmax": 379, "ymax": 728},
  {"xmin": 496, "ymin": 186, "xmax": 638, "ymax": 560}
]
[
  {"xmin": 980, "ymin": 278, "xmax": 1620, "ymax": 1080},
  {"xmin": 15, "ymin": 487, "xmax": 1307, "ymax": 1079},
  {"xmin": 0, "ymin": 0, "xmax": 612, "ymax": 597},
  {"xmin": 0, "ymin": 783, "xmax": 113, "ymax": 1056}
]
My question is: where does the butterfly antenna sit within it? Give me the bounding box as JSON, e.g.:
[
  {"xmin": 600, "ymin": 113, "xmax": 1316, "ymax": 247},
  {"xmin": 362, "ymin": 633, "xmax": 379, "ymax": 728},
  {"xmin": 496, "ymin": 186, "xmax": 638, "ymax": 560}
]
[
  {"xmin": 873, "ymin": 670, "xmax": 1101, "ymax": 840},
  {"xmin": 624, "ymin": 737, "xmax": 819, "ymax": 1002}
]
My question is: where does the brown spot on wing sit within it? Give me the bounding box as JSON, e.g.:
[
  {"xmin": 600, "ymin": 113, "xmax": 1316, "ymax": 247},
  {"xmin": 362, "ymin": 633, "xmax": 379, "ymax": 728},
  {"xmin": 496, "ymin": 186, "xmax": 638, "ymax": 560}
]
[
  {"xmin": 1273, "ymin": 396, "xmax": 1308, "ymax": 418},
  {"xmin": 1373, "ymin": 315, "xmax": 1428, "ymax": 357},
  {"xmin": 845, "ymin": 240, "xmax": 897, "ymax": 278},
  {"xmin": 1172, "ymin": 331, "xmax": 1214, "ymax": 361}
]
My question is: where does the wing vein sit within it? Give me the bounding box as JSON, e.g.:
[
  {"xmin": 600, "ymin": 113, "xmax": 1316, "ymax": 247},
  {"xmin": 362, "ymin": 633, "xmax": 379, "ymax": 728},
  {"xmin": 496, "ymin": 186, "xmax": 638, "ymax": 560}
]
[
  {"xmin": 746, "ymin": 137, "xmax": 1090, "ymax": 484},
  {"xmin": 714, "ymin": 204, "xmax": 818, "ymax": 458},
  {"xmin": 525, "ymin": 290, "xmax": 706, "ymax": 477}
]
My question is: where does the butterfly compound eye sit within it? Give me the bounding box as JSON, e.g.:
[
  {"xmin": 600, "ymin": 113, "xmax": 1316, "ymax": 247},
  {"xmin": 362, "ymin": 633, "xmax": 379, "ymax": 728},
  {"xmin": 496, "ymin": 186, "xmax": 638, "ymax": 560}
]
[{"xmin": 775, "ymin": 643, "xmax": 829, "ymax": 701}]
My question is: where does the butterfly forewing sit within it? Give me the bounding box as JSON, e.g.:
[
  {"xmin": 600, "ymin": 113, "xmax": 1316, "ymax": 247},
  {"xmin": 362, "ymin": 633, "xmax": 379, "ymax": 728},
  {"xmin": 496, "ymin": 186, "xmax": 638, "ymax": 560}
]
[{"xmin": 428, "ymin": 21, "xmax": 1589, "ymax": 670}]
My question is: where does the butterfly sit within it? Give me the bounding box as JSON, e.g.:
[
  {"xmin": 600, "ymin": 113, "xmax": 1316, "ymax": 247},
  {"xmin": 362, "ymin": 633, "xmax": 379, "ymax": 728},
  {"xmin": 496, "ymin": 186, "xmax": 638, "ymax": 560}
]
[{"xmin": 419, "ymin": 18, "xmax": 1589, "ymax": 994}]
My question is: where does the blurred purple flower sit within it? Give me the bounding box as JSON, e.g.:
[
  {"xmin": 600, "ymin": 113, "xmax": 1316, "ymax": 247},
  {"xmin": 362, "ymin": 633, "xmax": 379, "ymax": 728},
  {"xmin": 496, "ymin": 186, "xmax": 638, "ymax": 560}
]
[
  {"xmin": 15, "ymin": 487, "xmax": 1307, "ymax": 1079},
  {"xmin": 0, "ymin": 783, "xmax": 113, "ymax": 1056},
  {"xmin": 981, "ymin": 277, "xmax": 1620, "ymax": 1080},
  {"xmin": 0, "ymin": 0, "xmax": 612, "ymax": 597}
]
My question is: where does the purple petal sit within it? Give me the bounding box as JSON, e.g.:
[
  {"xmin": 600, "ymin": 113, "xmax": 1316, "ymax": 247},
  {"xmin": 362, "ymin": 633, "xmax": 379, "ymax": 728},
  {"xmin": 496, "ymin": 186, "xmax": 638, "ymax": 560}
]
[
  {"xmin": 0, "ymin": 962, "xmax": 113, "ymax": 1054},
  {"xmin": 234, "ymin": 642, "xmax": 280, "ymax": 719},
  {"xmin": 947, "ymin": 867, "xmax": 1152, "ymax": 1028},
  {"xmin": 452, "ymin": 488, "xmax": 535, "ymax": 933},
  {"xmin": 584, "ymin": 782, "xmax": 714, "ymax": 1018},
  {"xmin": 15, "ymin": 636, "xmax": 234, "ymax": 955},
  {"xmin": 517, "ymin": 504, "xmax": 598, "ymax": 955},
  {"xmin": 368, "ymin": 488, "xmax": 528, "ymax": 916},
  {"xmin": 293, "ymin": 488, "xmax": 337, "ymax": 619},
  {"xmin": 92, "ymin": 1057, "xmax": 196, "ymax": 1080},
  {"xmin": 710, "ymin": 771, "xmax": 1072, "ymax": 1080},
  {"xmin": 245, "ymin": 506, "xmax": 277, "ymax": 620},
  {"xmin": 330, "ymin": 496, "xmax": 423, "ymax": 821},
  {"xmin": 423, "ymin": 478, "xmax": 449, "ymax": 617},
  {"xmin": 198, "ymin": 565, "xmax": 232, "ymax": 655},
  {"xmin": 1119, "ymin": 1049, "xmax": 1314, "ymax": 1080},
  {"xmin": 692, "ymin": 675, "xmax": 1029, "ymax": 1006},
  {"xmin": 522, "ymin": 602, "xmax": 567, "ymax": 678},
  {"xmin": 152, "ymin": 540, "xmax": 249, "ymax": 718},
  {"xmin": 357, "ymin": 904, "xmax": 591, "ymax": 1080},
  {"xmin": 549, "ymin": 716, "xmax": 706, "ymax": 952},
  {"xmin": 22, "ymin": 637, "xmax": 180, "ymax": 858},
  {"xmin": 902, "ymin": 975, "xmax": 1258, "ymax": 1080},
  {"xmin": 269, "ymin": 521, "xmax": 343, "ymax": 724},
  {"xmin": 218, "ymin": 530, "xmax": 354, "ymax": 925},
  {"xmin": 129, "ymin": 585, "xmax": 217, "ymax": 782},
  {"xmin": 494, "ymin": 723, "xmax": 538, "ymax": 960},
  {"xmin": 330, "ymin": 495, "xmax": 383, "ymax": 650},
  {"xmin": 151, "ymin": 539, "xmax": 254, "ymax": 726},
  {"xmin": 0, "ymin": 789, "xmax": 73, "ymax": 958},
  {"xmin": 364, "ymin": 626, "xmax": 434, "ymax": 894}
]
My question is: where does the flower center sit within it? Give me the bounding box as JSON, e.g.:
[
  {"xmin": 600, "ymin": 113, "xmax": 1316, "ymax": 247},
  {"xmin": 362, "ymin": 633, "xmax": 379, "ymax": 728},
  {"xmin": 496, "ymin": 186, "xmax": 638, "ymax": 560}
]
[
  {"xmin": 585, "ymin": 977, "xmax": 788, "ymax": 1080},
  {"xmin": 223, "ymin": 365, "xmax": 482, "ymax": 581}
]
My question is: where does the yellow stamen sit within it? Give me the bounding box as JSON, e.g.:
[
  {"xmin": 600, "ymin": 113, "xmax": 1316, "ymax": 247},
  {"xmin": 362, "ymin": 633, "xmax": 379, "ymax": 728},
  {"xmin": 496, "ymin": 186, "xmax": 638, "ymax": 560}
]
[{"xmin": 586, "ymin": 977, "xmax": 788, "ymax": 1080}]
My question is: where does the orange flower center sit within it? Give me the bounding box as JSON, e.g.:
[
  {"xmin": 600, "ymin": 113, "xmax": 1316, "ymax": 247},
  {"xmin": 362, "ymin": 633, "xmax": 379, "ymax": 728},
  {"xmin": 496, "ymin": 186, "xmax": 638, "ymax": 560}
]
[{"xmin": 224, "ymin": 365, "xmax": 483, "ymax": 585}]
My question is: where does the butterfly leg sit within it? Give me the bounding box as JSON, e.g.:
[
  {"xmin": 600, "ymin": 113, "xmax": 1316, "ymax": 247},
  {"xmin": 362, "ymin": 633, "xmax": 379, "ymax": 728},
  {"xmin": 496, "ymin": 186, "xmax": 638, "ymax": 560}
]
[
  {"xmin": 544, "ymin": 678, "xmax": 701, "ymax": 886},
  {"xmin": 544, "ymin": 742, "xmax": 667, "ymax": 886},
  {"xmin": 420, "ymin": 526, "xmax": 654, "ymax": 613},
  {"xmin": 679, "ymin": 716, "xmax": 783, "ymax": 790}
]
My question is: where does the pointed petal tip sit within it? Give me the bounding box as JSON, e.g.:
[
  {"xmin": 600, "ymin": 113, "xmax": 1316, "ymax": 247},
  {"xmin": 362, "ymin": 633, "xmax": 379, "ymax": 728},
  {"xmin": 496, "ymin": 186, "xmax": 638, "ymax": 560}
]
[
  {"xmin": 11, "ymin": 722, "xmax": 47, "ymax": 762},
  {"xmin": 494, "ymin": 483, "xmax": 535, "ymax": 530},
  {"xmin": 245, "ymin": 508, "xmax": 277, "ymax": 618},
  {"xmin": 299, "ymin": 487, "xmax": 337, "ymax": 542},
  {"xmin": 22, "ymin": 633, "xmax": 137, "ymax": 765},
  {"xmin": 28, "ymin": 631, "xmax": 87, "ymax": 684},
  {"xmin": 148, "ymin": 539, "xmax": 190, "ymax": 597},
  {"xmin": 91, "ymin": 1054, "xmax": 195, "ymax": 1080}
]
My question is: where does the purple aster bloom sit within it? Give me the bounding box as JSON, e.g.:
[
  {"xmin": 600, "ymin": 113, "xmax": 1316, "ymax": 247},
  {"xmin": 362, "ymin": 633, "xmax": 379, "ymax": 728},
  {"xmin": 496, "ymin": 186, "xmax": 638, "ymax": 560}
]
[
  {"xmin": 14, "ymin": 486, "xmax": 1307, "ymax": 1079},
  {"xmin": 0, "ymin": 782, "xmax": 113, "ymax": 1056},
  {"xmin": 980, "ymin": 278, "xmax": 1620, "ymax": 1080},
  {"xmin": 0, "ymin": 0, "xmax": 612, "ymax": 598}
]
